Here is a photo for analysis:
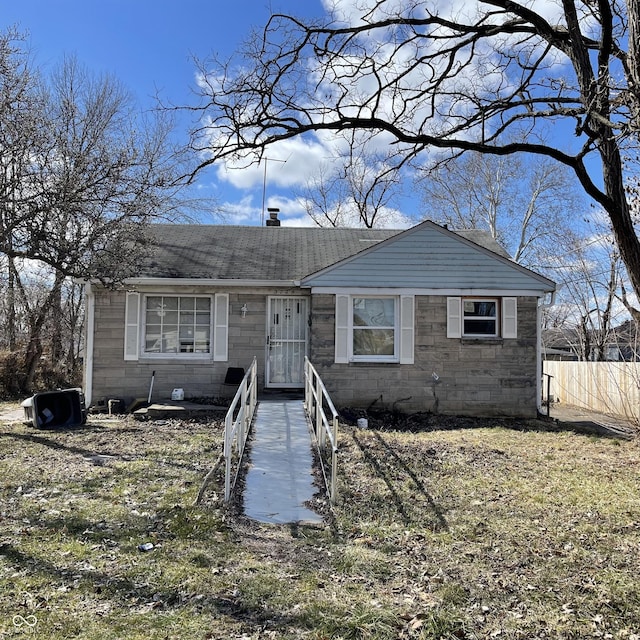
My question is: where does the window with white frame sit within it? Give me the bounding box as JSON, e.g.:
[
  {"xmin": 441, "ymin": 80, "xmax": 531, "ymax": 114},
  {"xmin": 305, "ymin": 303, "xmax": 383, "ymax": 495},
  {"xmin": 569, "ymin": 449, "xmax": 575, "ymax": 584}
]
[
  {"xmin": 446, "ymin": 296, "xmax": 517, "ymax": 339},
  {"xmin": 144, "ymin": 295, "xmax": 211, "ymax": 354},
  {"xmin": 335, "ymin": 294, "xmax": 414, "ymax": 364},
  {"xmin": 462, "ymin": 298, "xmax": 498, "ymax": 337},
  {"xmin": 352, "ymin": 296, "xmax": 397, "ymax": 358}
]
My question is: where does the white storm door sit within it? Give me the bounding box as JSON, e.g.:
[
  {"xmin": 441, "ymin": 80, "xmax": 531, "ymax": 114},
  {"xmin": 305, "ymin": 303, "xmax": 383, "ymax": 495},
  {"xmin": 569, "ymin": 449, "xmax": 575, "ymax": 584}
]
[{"xmin": 266, "ymin": 296, "xmax": 308, "ymax": 387}]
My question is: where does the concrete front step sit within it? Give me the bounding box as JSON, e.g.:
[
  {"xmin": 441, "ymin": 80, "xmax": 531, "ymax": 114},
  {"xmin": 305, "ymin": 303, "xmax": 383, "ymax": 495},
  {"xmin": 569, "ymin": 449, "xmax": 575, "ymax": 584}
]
[{"xmin": 133, "ymin": 401, "xmax": 227, "ymax": 420}]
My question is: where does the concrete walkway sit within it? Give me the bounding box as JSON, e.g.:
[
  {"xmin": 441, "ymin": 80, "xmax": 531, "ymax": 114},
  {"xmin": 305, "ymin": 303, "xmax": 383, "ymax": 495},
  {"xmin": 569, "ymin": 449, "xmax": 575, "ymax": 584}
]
[
  {"xmin": 549, "ymin": 403, "xmax": 637, "ymax": 439},
  {"xmin": 243, "ymin": 399, "xmax": 323, "ymax": 525}
]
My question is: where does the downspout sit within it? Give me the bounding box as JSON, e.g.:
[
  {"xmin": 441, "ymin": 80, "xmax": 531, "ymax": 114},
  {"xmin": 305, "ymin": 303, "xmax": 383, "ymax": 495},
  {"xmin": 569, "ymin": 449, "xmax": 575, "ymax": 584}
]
[
  {"xmin": 83, "ymin": 281, "xmax": 95, "ymax": 407},
  {"xmin": 537, "ymin": 290, "xmax": 556, "ymax": 415}
]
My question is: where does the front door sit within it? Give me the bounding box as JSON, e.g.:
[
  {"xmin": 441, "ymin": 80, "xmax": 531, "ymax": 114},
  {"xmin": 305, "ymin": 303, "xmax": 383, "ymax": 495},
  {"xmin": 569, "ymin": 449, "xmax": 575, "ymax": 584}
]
[{"xmin": 266, "ymin": 296, "xmax": 308, "ymax": 387}]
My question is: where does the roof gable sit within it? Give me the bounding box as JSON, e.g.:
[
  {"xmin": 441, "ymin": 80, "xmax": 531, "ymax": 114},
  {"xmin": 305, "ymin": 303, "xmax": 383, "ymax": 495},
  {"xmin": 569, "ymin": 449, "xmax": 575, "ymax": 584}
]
[
  {"xmin": 133, "ymin": 221, "xmax": 554, "ymax": 292},
  {"xmin": 300, "ymin": 220, "xmax": 555, "ymax": 292}
]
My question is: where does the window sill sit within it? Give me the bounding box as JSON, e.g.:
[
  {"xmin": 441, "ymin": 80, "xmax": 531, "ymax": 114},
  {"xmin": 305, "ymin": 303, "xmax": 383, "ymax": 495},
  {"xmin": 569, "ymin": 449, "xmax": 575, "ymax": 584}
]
[
  {"xmin": 460, "ymin": 337, "xmax": 504, "ymax": 345},
  {"xmin": 140, "ymin": 353, "xmax": 212, "ymax": 362}
]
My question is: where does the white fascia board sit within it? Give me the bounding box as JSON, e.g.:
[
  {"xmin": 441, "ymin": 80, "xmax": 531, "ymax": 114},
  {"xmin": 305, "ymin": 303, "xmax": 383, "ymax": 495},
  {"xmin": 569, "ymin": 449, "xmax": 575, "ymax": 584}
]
[
  {"xmin": 123, "ymin": 278, "xmax": 299, "ymax": 288},
  {"xmin": 83, "ymin": 282, "xmax": 95, "ymax": 407},
  {"xmin": 307, "ymin": 287, "xmax": 552, "ymax": 296}
]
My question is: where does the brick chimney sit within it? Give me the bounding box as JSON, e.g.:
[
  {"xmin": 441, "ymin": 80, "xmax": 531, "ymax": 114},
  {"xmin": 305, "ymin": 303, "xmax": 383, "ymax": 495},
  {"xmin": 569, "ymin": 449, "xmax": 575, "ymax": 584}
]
[{"xmin": 266, "ymin": 207, "xmax": 281, "ymax": 226}]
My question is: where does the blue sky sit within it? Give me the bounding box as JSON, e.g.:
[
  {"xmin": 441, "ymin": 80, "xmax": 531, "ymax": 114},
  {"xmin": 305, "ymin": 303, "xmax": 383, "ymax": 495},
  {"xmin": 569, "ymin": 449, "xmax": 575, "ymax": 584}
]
[
  {"xmin": 2, "ymin": 0, "xmax": 327, "ymax": 225},
  {"xmin": 0, "ymin": 1, "xmax": 603, "ymax": 234}
]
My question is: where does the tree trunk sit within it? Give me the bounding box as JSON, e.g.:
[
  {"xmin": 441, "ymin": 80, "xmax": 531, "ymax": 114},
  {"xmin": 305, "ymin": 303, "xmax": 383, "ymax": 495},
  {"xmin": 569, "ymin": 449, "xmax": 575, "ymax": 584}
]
[
  {"xmin": 7, "ymin": 258, "xmax": 16, "ymax": 351},
  {"xmin": 18, "ymin": 274, "xmax": 65, "ymax": 394},
  {"xmin": 22, "ymin": 334, "xmax": 43, "ymax": 394},
  {"xmin": 600, "ymin": 138, "xmax": 640, "ymax": 303},
  {"xmin": 628, "ymin": 0, "xmax": 640, "ymax": 131},
  {"xmin": 49, "ymin": 284, "xmax": 63, "ymax": 368}
]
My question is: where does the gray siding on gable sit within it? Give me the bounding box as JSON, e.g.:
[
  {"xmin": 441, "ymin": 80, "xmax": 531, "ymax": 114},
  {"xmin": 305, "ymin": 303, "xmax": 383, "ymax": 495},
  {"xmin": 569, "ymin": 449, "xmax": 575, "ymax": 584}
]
[{"xmin": 302, "ymin": 225, "xmax": 554, "ymax": 291}]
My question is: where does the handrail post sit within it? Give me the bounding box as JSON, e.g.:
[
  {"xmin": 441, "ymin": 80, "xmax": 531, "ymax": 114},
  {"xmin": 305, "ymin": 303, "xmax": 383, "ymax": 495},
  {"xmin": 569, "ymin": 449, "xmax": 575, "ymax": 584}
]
[
  {"xmin": 304, "ymin": 356, "xmax": 339, "ymax": 506},
  {"xmin": 240, "ymin": 379, "xmax": 248, "ymax": 455},
  {"xmin": 223, "ymin": 357, "xmax": 259, "ymax": 504},
  {"xmin": 224, "ymin": 408, "xmax": 233, "ymax": 502},
  {"xmin": 330, "ymin": 414, "xmax": 339, "ymax": 504},
  {"xmin": 542, "ymin": 372, "xmax": 553, "ymax": 418},
  {"xmin": 304, "ymin": 359, "xmax": 309, "ymax": 414},
  {"xmin": 315, "ymin": 374, "xmax": 324, "ymax": 448}
]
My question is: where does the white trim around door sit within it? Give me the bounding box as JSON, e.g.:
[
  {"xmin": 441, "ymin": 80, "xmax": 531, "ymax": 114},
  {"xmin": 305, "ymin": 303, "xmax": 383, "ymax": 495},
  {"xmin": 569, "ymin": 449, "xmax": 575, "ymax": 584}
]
[{"xmin": 266, "ymin": 296, "xmax": 309, "ymax": 388}]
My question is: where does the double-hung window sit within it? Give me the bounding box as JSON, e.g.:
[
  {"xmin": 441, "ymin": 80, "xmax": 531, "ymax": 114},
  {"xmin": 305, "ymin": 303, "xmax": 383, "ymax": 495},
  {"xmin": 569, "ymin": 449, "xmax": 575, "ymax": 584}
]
[
  {"xmin": 462, "ymin": 299, "xmax": 498, "ymax": 337},
  {"xmin": 124, "ymin": 292, "xmax": 228, "ymax": 361},
  {"xmin": 447, "ymin": 296, "xmax": 517, "ymax": 339},
  {"xmin": 144, "ymin": 295, "xmax": 211, "ymax": 355},
  {"xmin": 352, "ymin": 296, "xmax": 397, "ymax": 359},
  {"xmin": 335, "ymin": 294, "xmax": 414, "ymax": 364}
]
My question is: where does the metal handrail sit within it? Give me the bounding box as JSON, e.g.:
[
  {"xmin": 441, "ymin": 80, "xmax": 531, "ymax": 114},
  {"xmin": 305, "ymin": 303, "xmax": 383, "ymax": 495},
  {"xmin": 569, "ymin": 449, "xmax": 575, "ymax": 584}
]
[
  {"xmin": 224, "ymin": 357, "xmax": 258, "ymax": 502},
  {"xmin": 304, "ymin": 357, "xmax": 339, "ymax": 504}
]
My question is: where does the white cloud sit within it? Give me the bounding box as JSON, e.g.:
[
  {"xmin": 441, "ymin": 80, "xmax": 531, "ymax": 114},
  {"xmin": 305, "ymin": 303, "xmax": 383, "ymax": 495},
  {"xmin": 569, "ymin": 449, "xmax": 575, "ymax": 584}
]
[
  {"xmin": 217, "ymin": 194, "xmax": 261, "ymax": 225},
  {"xmin": 216, "ymin": 193, "xmax": 314, "ymax": 226},
  {"xmin": 323, "ymin": 0, "xmax": 564, "ymax": 25},
  {"xmin": 215, "ymin": 135, "xmax": 334, "ymax": 190},
  {"xmin": 280, "ymin": 214, "xmax": 316, "ymax": 227}
]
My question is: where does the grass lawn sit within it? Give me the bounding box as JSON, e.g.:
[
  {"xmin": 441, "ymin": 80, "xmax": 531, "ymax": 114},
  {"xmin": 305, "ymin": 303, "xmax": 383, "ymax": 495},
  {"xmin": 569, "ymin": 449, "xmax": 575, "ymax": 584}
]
[{"xmin": 1, "ymin": 405, "xmax": 639, "ymax": 639}]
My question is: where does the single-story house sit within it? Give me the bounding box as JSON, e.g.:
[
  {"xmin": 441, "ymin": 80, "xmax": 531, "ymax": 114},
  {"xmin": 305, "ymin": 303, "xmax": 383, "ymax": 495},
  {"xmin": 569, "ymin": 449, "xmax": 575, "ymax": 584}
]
[
  {"xmin": 83, "ymin": 216, "xmax": 556, "ymax": 417},
  {"xmin": 544, "ymin": 320, "xmax": 640, "ymax": 362}
]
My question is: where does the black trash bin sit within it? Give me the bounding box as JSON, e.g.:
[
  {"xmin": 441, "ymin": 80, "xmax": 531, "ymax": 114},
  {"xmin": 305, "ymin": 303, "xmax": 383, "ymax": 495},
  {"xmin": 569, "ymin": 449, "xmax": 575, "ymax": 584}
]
[{"xmin": 22, "ymin": 388, "xmax": 88, "ymax": 429}]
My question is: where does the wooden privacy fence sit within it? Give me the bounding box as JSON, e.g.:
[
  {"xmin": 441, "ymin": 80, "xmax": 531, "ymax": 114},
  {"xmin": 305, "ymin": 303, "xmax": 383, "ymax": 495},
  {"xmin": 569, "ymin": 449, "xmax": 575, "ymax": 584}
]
[{"xmin": 544, "ymin": 361, "xmax": 640, "ymax": 423}]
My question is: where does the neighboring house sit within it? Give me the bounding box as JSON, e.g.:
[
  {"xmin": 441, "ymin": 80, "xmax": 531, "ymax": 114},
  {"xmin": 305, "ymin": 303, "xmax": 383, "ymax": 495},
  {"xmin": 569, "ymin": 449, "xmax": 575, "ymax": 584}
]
[
  {"xmin": 610, "ymin": 320, "xmax": 640, "ymax": 361},
  {"xmin": 83, "ymin": 217, "xmax": 556, "ymax": 418},
  {"xmin": 542, "ymin": 346, "xmax": 579, "ymax": 362},
  {"xmin": 543, "ymin": 320, "xmax": 640, "ymax": 362}
]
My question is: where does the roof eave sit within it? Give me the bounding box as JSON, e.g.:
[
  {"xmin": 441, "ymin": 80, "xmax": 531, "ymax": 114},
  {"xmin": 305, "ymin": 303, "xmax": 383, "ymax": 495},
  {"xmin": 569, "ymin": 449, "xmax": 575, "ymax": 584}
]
[{"xmin": 122, "ymin": 277, "xmax": 301, "ymax": 288}]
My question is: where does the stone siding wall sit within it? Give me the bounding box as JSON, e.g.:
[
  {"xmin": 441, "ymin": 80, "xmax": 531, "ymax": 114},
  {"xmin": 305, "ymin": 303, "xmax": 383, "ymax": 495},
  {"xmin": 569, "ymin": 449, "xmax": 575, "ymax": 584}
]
[
  {"xmin": 89, "ymin": 286, "xmax": 540, "ymax": 417},
  {"xmin": 88, "ymin": 287, "xmax": 303, "ymax": 406},
  {"xmin": 309, "ymin": 294, "xmax": 539, "ymax": 417}
]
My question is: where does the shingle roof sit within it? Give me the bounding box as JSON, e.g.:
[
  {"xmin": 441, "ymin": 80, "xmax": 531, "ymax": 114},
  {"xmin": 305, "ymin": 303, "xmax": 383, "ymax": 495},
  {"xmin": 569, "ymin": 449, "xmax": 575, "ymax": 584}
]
[
  {"xmin": 452, "ymin": 229, "xmax": 511, "ymax": 259},
  {"xmin": 139, "ymin": 223, "xmax": 511, "ymax": 281}
]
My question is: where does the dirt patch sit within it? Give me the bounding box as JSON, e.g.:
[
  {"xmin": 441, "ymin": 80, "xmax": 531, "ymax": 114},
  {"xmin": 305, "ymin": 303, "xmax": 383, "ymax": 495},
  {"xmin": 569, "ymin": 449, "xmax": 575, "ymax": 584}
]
[{"xmin": 340, "ymin": 404, "xmax": 638, "ymax": 438}]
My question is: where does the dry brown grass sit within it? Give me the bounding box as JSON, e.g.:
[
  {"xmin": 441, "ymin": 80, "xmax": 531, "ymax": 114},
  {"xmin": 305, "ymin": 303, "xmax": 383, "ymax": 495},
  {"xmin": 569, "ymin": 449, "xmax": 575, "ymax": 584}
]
[
  {"xmin": 0, "ymin": 408, "xmax": 639, "ymax": 639},
  {"xmin": 334, "ymin": 421, "xmax": 640, "ymax": 638}
]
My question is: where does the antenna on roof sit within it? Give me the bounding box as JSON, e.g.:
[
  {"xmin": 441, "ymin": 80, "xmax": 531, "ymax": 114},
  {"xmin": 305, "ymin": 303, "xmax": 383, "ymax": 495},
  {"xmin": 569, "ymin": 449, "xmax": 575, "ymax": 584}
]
[{"xmin": 261, "ymin": 156, "xmax": 288, "ymax": 225}]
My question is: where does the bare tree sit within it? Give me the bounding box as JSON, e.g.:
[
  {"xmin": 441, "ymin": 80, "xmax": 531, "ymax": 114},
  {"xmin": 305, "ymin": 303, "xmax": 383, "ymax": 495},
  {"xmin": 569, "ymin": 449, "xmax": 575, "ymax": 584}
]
[
  {"xmin": 418, "ymin": 151, "xmax": 581, "ymax": 268},
  {"xmin": 0, "ymin": 43, "xmax": 191, "ymax": 285},
  {"xmin": 298, "ymin": 145, "xmax": 403, "ymax": 227},
  {"xmin": 544, "ymin": 227, "xmax": 624, "ymax": 361},
  {"xmin": 0, "ymin": 35, "xmax": 195, "ymax": 393},
  {"xmin": 28, "ymin": 56, "xmax": 189, "ymax": 282},
  {"xmin": 188, "ymin": 1, "xmax": 640, "ymax": 313},
  {"xmin": 0, "ymin": 257, "xmax": 86, "ymax": 394}
]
